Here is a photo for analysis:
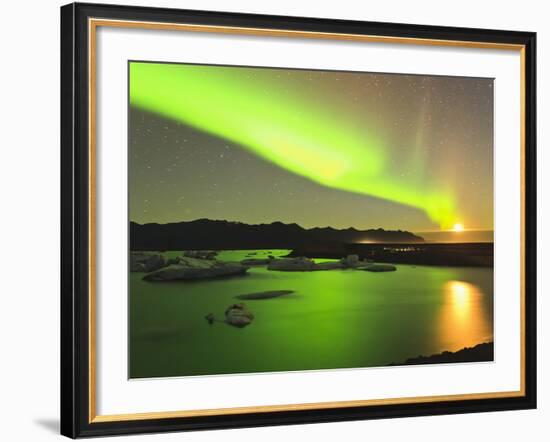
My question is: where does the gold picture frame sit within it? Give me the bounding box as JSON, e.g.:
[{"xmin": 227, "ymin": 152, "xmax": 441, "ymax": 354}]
[{"xmin": 61, "ymin": 2, "xmax": 536, "ymax": 438}]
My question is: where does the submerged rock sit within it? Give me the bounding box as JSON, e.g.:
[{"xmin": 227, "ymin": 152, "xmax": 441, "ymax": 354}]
[
  {"xmin": 130, "ymin": 252, "xmax": 166, "ymax": 272},
  {"xmin": 235, "ymin": 290, "xmax": 294, "ymax": 300},
  {"xmin": 362, "ymin": 264, "xmax": 397, "ymax": 272},
  {"xmin": 182, "ymin": 250, "xmax": 218, "ymax": 260},
  {"xmin": 143, "ymin": 257, "xmax": 249, "ymax": 281},
  {"xmin": 225, "ymin": 303, "xmax": 254, "ymax": 327}
]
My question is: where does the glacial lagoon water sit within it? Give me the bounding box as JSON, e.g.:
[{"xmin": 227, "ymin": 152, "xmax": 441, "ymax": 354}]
[{"xmin": 129, "ymin": 250, "xmax": 493, "ymax": 378}]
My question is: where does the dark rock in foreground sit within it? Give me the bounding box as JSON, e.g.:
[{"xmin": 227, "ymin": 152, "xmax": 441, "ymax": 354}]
[
  {"xmin": 143, "ymin": 257, "xmax": 249, "ymax": 281},
  {"xmin": 235, "ymin": 290, "xmax": 294, "ymax": 300},
  {"xmin": 130, "ymin": 252, "xmax": 166, "ymax": 272},
  {"xmin": 390, "ymin": 342, "xmax": 494, "ymax": 366},
  {"xmin": 361, "ymin": 264, "xmax": 397, "ymax": 272},
  {"xmin": 225, "ymin": 303, "xmax": 254, "ymax": 327}
]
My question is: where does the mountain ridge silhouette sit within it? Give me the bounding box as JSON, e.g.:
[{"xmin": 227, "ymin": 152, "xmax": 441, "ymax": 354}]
[{"xmin": 130, "ymin": 218, "xmax": 424, "ymax": 251}]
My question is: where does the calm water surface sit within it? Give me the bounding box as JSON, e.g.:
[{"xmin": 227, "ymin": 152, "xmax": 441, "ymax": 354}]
[{"xmin": 129, "ymin": 250, "xmax": 493, "ymax": 378}]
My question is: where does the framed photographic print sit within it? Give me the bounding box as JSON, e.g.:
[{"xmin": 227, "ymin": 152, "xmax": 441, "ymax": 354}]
[{"xmin": 60, "ymin": 2, "xmax": 537, "ymax": 438}]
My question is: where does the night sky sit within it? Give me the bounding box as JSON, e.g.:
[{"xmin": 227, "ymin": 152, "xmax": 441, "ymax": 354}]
[{"xmin": 129, "ymin": 62, "xmax": 493, "ymax": 231}]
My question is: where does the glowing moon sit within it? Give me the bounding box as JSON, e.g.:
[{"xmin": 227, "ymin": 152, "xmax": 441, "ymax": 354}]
[{"xmin": 452, "ymin": 223, "xmax": 464, "ymax": 232}]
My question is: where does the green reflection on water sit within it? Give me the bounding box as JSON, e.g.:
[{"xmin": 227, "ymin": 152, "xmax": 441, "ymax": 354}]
[{"xmin": 129, "ymin": 250, "xmax": 493, "ymax": 378}]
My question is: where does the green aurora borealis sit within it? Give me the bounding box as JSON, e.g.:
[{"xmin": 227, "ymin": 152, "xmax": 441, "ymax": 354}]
[{"xmin": 129, "ymin": 62, "xmax": 493, "ymax": 231}]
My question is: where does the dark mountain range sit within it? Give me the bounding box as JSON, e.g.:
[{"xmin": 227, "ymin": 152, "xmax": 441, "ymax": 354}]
[{"xmin": 130, "ymin": 219, "xmax": 424, "ymax": 251}]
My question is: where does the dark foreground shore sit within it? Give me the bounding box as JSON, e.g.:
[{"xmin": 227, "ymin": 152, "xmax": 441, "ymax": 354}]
[{"xmin": 390, "ymin": 342, "xmax": 494, "ymax": 366}]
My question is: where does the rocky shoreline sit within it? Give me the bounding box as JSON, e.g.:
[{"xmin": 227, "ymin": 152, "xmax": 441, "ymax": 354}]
[{"xmin": 292, "ymin": 242, "xmax": 493, "ymax": 267}]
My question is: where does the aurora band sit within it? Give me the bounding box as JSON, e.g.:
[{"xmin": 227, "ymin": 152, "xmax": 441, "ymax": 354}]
[{"xmin": 130, "ymin": 62, "xmax": 457, "ymax": 228}]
